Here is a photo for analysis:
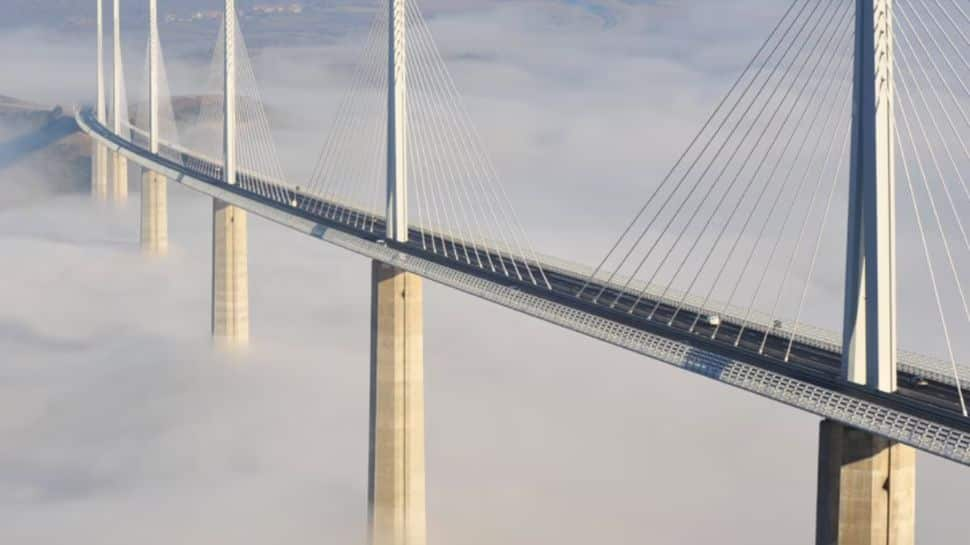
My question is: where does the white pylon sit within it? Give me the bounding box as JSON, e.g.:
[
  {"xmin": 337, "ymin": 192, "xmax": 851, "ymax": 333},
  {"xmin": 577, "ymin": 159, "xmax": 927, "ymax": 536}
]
[
  {"xmin": 148, "ymin": 0, "xmax": 159, "ymax": 155},
  {"xmin": 224, "ymin": 0, "xmax": 237, "ymax": 189},
  {"xmin": 111, "ymin": 0, "xmax": 128, "ymax": 202},
  {"xmin": 842, "ymin": 0, "xmax": 897, "ymax": 392},
  {"xmin": 386, "ymin": 0, "xmax": 408, "ymax": 242},
  {"xmin": 92, "ymin": 0, "xmax": 108, "ymax": 200},
  {"xmin": 141, "ymin": 0, "xmax": 168, "ymax": 255}
]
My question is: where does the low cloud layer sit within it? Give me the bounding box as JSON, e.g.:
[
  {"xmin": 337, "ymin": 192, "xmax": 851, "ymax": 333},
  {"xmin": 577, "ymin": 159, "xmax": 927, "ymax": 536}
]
[{"xmin": 1, "ymin": 2, "xmax": 969, "ymax": 544}]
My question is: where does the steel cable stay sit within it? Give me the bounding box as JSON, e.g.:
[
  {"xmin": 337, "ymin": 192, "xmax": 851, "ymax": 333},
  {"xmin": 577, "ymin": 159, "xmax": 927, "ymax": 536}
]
[
  {"xmin": 408, "ymin": 0, "xmax": 545, "ymax": 284},
  {"xmin": 132, "ymin": 36, "xmax": 151, "ymax": 141},
  {"xmin": 356, "ymin": 27, "xmax": 389, "ymax": 232},
  {"xmin": 922, "ymin": 0, "xmax": 970, "ymax": 49},
  {"xmin": 335, "ymin": 37, "xmax": 384, "ymax": 229},
  {"xmin": 895, "ymin": 1, "xmax": 970, "ymax": 159},
  {"xmin": 144, "ymin": 36, "xmax": 182, "ymax": 165},
  {"xmin": 941, "ymin": 0, "xmax": 970, "ymax": 28},
  {"xmin": 332, "ymin": 21, "xmax": 387, "ymax": 224},
  {"xmin": 360, "ymin": 74, "xmax": 388, "ymax": 232},
  {"xmin": 685, "ymin": 23, "xmax": 855, "ymax": 336},
  {"xmin": 895, "ymin": 49, "xmax": 970, "ymax": 260},
  {"xmin": 305, "ymin": 8, "xmax": 386, "ymax": 216},
  {"xmin": 596, "ymin": 0, "xmax": 840, "ymax": 309},
  {"xmin": 593, "ymin": 3, "xmax": 832, "ymax": 305},
  {"xmin": 407, "ymin": 47, "xmax": 478, "ymax": 268},
  {"xmin": 895, "ymin": 113, "xmax": 970, "ymax": 417},
  {"xmin": 619, "ymin": 0, "xmax": 847, "ymax": 315},
  {"xmin": 233, "ymin": 17, "xmax": 292, "ymax": 203},
  {"xmin": 407, "ymin": 108, "xmax": 433, "ymax": 247},
  {"xmin": 192, "ymin": 18, "xmax": 227, "ymax": 181},
  {"xmin": 576, "ymin": 0, "xmax": 813, "ymax": 299},
  {"xmin": 407, "ymin": 0, "xmax": 549, "ymax": 286},
  {"xmin": 780, "ymin": 118, "xmax": 852, "ymax": 362},
  {"xmin": 757, "ymin": 82, "xmax": 853, "ymax": 356},
  {"xmin": 410, "ymin": 75, "xmax": 455, "ymax": 257},
  {"xmin": 723, "ymin": 67, "xmax": 853, "ymax": 346},
  {"xmin": 198, "ymin": 21, "xmax": 229, "ymax": 181},
  {"xmin": 895, "ymin": 21, "xmax": 970, "ymax": 202},
  {"xmin": 111, "ymin": 43, "xmax": 131, "ymax": 143},
  {"xmin": 398, "ymin": 21, "xmax": 438, "ymax": 253},
  {"xmin": 407, "ymin": 3, "xmax": 514, "ymax": 274},
  {"xmin": 665, "ymin": 10, "xmax": 855, "ymax": 332},
  {"xmin": 408, "ymin": 12, "xmax": 494, "ymax": 270},
  {"xmin": 896, "ymin": 1, "xmax": 970, "ymax": 126},
  {"xmin": 320, "ymin": 15, "xmax": 388, "ymax": 222},
  {"xmin": 895, "ymin": 70, "xmax": 970, "ymax": 412},
  {"xmin": 588, "ymin": 0, "xmax": 831, "ymax": 304},
  {"xmin": 903, "ymin": 0, "xmax": 970, "ymax": 74},
  {"xmin": 313, "ymin": 43, "xmax": 380, "ymax": 221},
  {"xmin": 194, "ymin": 11, "xmax": 291, "ymax": 198},
  {"xmin": 129, "ymin": 34, "xmax": 181, "ymax": 165},
  {"xmin": 409, "ymin": 3, "xmax": 536, "ymax": 285},
  {"xmin": 236, "ymin": 26, "xmax": 278, "ymax": 199},
  {"xmin": 411, "ymin": 58, "xmax": 484, "ymax": 268}
]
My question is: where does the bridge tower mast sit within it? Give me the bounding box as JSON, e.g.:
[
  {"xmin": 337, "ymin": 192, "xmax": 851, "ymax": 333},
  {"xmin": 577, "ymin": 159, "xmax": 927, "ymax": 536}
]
[
  {"xmin": 140, "ymin": 0, "xmax": 168, "ymax": 255},
  {"xmin": 211, "ymin": 0, "xmax": 249, "ymax": 345},
  {"xmin": 818, "ymin": 2, "xmax": 915, "ymax": 544},
  {"xmin": 843, "ymin": 0, "xmax": 897, "ymax": 394},
  {"xmin": 91, "ymin": 0, "xmax": 108, "ymax": 200},
  {"xmin": 369, "ymin": 0, "xmax": 427, "ymax": 544},
  {"xmin": 385, "ymin": 0, "xmax": 408, "ymax": 243},
  {"xmin": 111, "ymin": 0, "xmax": 128, "ymax": 202}
]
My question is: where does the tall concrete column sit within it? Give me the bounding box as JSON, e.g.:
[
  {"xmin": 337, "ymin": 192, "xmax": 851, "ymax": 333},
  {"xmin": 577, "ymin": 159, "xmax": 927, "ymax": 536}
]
[
  {"xmin": 141, "ymin": 171, "xmax": 168, "ymax": 254},
  {"xmin": 212, "ymin": 200, "xmax": 249, "ymax": 344},
  {"xmin": 211, "ymin": 0, "xmax": 249, "ymax": 346},
  {"xmin": 369, "ymin": 261, "xmax": 426, "ymax": 545},
  {"xmin": 842, "ymin": 0, "xmax": 896, "ymax": 392},
  {"xmin": 111, "ymin": 0, "xmax": 128, "ymax": 203},
  {"xmin": 140, "ymin": 0, "xmax": 168, "ymax": 255},
  {"xmin": 91, "ymin": 0, "xmax": 108, "ymax": 200},
  {"xmin": 816, "ymin": 420, "xmax": 915, "ymax": 545}
]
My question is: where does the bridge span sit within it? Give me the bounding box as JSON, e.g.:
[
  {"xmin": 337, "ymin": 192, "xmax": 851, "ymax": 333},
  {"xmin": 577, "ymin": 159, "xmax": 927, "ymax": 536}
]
[
  {"xmin": 77, "ymin": 107, "xmax": 970, "ymax": 467},
  {"xmin": 73, "ymin": 0, "xmax": 970, "ymax": 543}
]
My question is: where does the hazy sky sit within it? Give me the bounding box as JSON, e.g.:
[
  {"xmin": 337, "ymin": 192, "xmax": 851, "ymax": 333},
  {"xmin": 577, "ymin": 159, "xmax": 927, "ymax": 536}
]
[{"xmin": 1, "ymin": 1, "xmax": 969, "ymax": 544}]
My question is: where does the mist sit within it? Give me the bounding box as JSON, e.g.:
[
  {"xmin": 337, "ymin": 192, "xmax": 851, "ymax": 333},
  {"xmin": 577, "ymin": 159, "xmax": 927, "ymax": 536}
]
[{"xmin": 1, "ymin": 1, "xmax": 969, "ymax": 544}]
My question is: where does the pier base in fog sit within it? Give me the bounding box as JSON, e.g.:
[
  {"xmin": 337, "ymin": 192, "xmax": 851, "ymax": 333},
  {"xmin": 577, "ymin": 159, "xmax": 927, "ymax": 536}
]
[
  {"xmin": 211, "ymin": 199, "xmax": 249, "ymax": 346},
  {"xmin": 140, "ymin": 170, "xmax": 168, "ymax": 255},
  {"xmin": 112, "ymin": 151, "xmax": 128, "ymax": 202},
  {"xmin": 91, "ymin": 141, "xmax": 108, "ymax": 200},
  {"xmin": 369, "ymin": 261, "xmax": 426, "ymax": 545},
  {"xmin": 816, "ymin": 419, "xmax": 915, "ymax": 545}
]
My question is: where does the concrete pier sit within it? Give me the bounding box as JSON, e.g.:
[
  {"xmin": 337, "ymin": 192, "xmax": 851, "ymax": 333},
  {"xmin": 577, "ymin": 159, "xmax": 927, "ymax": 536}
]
[
  {"xmin": 211, "ymin": 199, "xmax": 249, "ymax": 345},
  {"xmin": 369, "ymin": 261, "xmax": 426, "ymax": 545},
  {"xmin": 92, "ymin": 0, "xmax": 108, "ymax": 200},
  {"xmin": 91, "ymin": 142, "xmax": 108, "ymax": 200},
  {"xmin": 112, "ymin": 154, "xmax": 128, "ymax": 202},
  {"xmin": 816, "ymin": 419, "xmax": 915, "ymax": 545},
  {"xmin": 140, "ymin": 171, "xmax": 168, "ymax": 255},
  {"xmin": 110, "ymin": 0, "xmax": 127, "ymax": 203}
]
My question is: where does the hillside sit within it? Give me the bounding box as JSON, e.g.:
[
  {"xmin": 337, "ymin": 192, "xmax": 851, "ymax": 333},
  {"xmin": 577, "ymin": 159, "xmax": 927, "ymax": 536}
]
[{"xmin": 0, "ymin": 99, "xmax": 90, "ymax": 206}]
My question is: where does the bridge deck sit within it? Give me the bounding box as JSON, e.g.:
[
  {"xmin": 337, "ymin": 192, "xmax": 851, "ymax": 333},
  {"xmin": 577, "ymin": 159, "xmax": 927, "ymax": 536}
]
[{"xmin": 77, "ymin": 108, "xmax": 970, "ymax": 466}]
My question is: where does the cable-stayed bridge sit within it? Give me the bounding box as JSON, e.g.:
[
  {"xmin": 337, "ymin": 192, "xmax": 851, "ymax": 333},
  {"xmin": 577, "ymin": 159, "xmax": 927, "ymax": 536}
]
[{"xmin": 74, "ymin": 1, "xmax": 970, "ymax": 543}]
